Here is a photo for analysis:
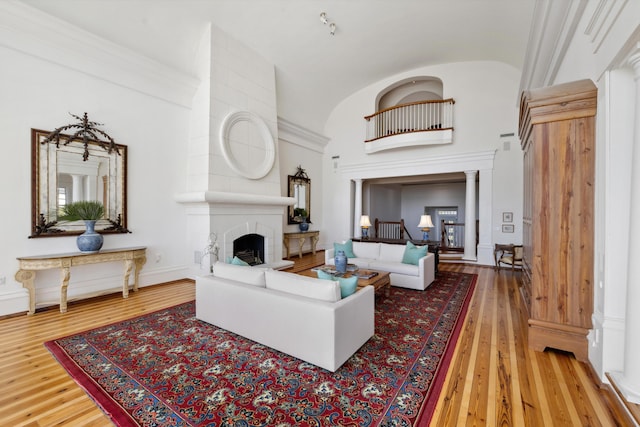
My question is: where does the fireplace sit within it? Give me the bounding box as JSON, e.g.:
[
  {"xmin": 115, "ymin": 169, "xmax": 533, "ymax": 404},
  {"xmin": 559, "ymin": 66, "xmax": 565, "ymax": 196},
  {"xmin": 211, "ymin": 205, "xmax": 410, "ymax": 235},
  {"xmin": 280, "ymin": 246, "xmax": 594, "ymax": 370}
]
[{"xmin": 233, "ymin": 233, "xmax": 264, "ymax": 265}]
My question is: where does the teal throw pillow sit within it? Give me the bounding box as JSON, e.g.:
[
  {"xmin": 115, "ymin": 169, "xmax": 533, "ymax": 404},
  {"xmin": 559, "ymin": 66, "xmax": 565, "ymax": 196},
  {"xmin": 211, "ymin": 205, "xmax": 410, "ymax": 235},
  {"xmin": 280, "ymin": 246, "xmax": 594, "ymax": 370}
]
[
  {"xmin": 316, "ymin": 270, "xmax": 335, "ymax": 281},
  {"xmin": 231, "ymin": 256, "xmax": 250, "ymax": 266},
  {"xmin": 402, "ymin": 241, "xmax": 428, "ymax": 265},
  {"xmin": 337, "ymin": 275, "xmax": 358, "ymax": 298},
  {"xmin": 334, "ymin": 240, "xmax": 356, "ymax": 258}
]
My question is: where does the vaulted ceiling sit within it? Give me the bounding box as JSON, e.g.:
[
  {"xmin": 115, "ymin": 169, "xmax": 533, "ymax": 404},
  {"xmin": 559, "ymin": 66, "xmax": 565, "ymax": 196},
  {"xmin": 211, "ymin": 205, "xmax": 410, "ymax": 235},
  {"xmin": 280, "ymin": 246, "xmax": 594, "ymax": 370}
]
[{"xmin": 22, "ymin": 0, "xmax": 537, "ymax": 133}]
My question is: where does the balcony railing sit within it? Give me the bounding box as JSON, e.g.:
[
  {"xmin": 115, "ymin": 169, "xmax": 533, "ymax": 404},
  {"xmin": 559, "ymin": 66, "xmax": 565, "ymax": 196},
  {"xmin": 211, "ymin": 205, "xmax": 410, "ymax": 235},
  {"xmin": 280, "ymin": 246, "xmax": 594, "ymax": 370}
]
[{"xmin": 364, "ymin": 99, "xmax": 455, "ymax": 142}]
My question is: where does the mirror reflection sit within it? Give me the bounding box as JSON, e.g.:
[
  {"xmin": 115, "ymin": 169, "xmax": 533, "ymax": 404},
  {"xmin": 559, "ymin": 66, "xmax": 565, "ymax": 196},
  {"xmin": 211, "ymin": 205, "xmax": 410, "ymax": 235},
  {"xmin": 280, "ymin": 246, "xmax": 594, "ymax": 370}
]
[
  {"xmin": 287, "ymin": 167, "xmax": 311, "ymax": 224},
  {"xmin": 293, "ymin": 183, "xmax": 306, "ymax": 212},
  {"xmin": 31, "ymin": 128, "xmax": 128, "ymax": 237}
]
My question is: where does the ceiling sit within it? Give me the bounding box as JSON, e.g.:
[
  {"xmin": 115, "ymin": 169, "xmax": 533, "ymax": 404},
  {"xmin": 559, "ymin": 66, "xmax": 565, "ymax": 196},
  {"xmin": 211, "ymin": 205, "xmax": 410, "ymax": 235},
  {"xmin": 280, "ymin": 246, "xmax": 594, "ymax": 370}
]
[{"xmin": 21, "ymin": 0, "xmax": 537, "ymax": 134}]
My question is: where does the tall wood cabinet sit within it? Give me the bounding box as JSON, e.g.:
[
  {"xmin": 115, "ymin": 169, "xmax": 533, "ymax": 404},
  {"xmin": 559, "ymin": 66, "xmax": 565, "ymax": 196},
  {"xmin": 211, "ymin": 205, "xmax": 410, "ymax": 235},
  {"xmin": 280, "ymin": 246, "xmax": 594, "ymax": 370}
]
[{"xmin": 518, "ymin": 79, "xmax": 596, "ymax": 362}]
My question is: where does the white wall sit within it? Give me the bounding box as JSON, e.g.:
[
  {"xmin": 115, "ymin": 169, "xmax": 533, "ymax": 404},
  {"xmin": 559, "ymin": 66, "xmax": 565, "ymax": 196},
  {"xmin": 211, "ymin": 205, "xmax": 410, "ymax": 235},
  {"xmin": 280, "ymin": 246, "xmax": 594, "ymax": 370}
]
[
  {"xmin": 0, "ymin": 5, "xmax": 195, "ymax": 315},
  {"xmin": 321, "ymin": 61, "xmax": 523, "ymax": 260},
  {"xmin": 369, "ymin": 185, "xmax": 402, "ymax": 222},
  {"xmin": 492, "ymin": 134, "xmax": 524, "ymax": 244},
  {"xmin": 278, "ymin": 119, "xmax": 328, "ymax": 255},
  {"xmin": 401, "ymin": 182, "xmax": 469, "ymax": 233}
]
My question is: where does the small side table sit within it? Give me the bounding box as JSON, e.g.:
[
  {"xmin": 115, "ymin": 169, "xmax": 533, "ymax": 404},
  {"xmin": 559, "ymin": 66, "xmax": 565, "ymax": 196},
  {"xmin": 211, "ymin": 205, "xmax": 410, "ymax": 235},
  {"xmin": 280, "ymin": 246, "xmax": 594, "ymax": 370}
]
[{"xmin": 283, "ymin": 231, "xmax": 320, "ymax": 259}]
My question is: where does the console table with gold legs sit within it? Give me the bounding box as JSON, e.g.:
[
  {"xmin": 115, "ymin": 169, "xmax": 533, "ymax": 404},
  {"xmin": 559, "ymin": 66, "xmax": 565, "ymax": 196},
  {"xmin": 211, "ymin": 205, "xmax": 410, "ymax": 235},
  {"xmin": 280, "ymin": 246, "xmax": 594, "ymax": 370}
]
[
  {"xmin": 15, "ymin": 246, "xmax": 147, "ymax": 315},
  {"xmin": 283, "ymin": 231, "xmax": 320, "ymax": 259}
]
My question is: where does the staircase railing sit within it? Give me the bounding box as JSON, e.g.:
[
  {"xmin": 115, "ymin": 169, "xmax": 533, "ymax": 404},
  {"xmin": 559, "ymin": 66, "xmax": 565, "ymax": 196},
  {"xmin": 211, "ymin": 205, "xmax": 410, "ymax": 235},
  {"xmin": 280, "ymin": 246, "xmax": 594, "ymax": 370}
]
[
  {"xmin": 364, "ymin": 99, "xmax": 455, "ymax": 142},
  {"xmin": 441, "ymin": 221, "xmax": 465, "ymax": 252}
]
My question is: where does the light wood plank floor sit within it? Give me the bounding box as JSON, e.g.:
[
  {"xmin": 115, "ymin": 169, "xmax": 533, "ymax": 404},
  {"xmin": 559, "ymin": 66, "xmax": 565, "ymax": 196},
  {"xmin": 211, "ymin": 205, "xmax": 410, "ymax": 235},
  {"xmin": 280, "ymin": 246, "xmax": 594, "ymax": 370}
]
[{"xmin": 0, "ymin": 255, "xmax": 632, "ymax": 426}]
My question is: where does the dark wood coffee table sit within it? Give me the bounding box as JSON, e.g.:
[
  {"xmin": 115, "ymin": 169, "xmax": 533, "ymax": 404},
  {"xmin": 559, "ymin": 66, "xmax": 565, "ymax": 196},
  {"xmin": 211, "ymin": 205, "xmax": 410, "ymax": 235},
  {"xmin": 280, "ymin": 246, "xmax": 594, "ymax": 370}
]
[{"xmin": 297, "ymin": 266, "xmax": 391, "ymax": 297}]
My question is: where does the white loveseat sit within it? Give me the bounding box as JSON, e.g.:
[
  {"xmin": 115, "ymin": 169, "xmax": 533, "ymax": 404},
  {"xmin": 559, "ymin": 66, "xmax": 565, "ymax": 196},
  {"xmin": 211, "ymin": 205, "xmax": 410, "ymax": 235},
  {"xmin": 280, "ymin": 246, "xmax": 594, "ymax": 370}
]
[
  {"xmin": 325, "ymin": 241, "xmax": 436, "ymax": 290},
  {"xmin": 195, "ymin": 262, "xmax": 374, "ymax": 372}
]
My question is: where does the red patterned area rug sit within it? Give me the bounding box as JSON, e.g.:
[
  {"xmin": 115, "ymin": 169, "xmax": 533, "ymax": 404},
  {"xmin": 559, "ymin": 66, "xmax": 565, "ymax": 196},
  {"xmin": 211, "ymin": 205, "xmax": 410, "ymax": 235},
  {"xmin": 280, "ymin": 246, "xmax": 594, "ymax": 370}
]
[{"xmin": 45, "ymin": 271, "xmax": 476, "ymax": 426}]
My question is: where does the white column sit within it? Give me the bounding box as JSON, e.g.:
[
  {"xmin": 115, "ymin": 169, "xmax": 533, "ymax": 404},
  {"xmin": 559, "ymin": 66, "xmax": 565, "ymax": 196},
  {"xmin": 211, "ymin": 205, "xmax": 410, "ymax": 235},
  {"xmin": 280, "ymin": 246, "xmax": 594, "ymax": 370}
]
[
  {"xmin": 85, "ymin": 174, "xmax": 98, "ymax": 201},
  {"xmin": 353, "ymin": 179, "xmax": 363, "ymax": 238},
  {"xmin": 71, "ymin": 174, "xmax": 84, "ymax": 203},
  {"xmin": 611, "ymin": 49, "xmax": 640, "ymax": 404},
  {"xmin": 476, "ymin": 168, "xmax": 495, "ymax": 265},
  {"xmin": 463, "ymin": 170, "xmax": 477, "ymax": 261}
]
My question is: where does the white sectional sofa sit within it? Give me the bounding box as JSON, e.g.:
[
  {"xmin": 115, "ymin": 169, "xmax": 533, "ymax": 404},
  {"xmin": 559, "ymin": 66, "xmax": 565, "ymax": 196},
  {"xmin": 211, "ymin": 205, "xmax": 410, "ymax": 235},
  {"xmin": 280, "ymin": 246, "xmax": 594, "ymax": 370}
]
[
  {"xmin": 325, "ymin": 241, "xmax": 436, "ymax": 290},
  {"xmin": 195, "ymin": 262, "xmax": 375, "ymax": 372}
]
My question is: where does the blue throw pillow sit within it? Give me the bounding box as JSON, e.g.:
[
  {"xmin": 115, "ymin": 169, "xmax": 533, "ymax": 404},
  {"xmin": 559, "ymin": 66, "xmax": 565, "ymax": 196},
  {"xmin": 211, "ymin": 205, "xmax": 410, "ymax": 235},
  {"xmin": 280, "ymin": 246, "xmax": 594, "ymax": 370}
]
[
  {"xmin": 316, "ymin": 270, "xmax": 335, "ymax": 281},
  {"xmin": 334, "ymin": 240, "xmax": 356, "ymax": 258},
  {"xmin": 231, "ymin": 256, "xmax": 250, "ymax": 266},
  {"xmin": 402, "ymin": 241, "xmax": 428, "ymax": 265},
  {"xmin": 337, "ymin": 275, "xmax": 358, "ymax": 298}
]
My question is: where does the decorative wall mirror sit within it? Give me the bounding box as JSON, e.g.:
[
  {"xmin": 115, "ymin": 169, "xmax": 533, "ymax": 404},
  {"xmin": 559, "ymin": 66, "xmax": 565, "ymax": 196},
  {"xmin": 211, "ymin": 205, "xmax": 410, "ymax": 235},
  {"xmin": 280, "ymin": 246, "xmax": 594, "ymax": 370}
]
[
  {"xmin": 287, "ymin": 166, "xmax": 311, "ymax": 225},
  {"xmin": 30, "ymin": 128, "xmax": 128, "ymax": 237}
]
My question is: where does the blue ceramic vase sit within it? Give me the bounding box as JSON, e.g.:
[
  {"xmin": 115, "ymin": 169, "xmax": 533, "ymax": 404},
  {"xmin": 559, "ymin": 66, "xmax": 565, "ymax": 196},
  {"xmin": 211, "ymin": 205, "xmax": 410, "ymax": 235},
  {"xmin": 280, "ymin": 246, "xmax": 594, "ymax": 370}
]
[
  {"xmin": 335, "ymin": 250, "xmax": 348, "ymax": 274},
  {"xmin": 299, "ymin": 218, "xmax": 309, "ymax": 232},
  {"xmin": 77, "ymin": 220, "xmax": 104, "ymax": 253}
]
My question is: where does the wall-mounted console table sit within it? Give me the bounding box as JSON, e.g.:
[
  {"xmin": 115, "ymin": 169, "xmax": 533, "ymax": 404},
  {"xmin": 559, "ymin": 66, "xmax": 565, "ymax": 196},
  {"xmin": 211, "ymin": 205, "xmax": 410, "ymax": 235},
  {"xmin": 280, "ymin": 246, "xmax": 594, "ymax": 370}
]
[
  {"xmin": 283, "ymin": 231, "xmax": 319, "ymax": 259},
  {"xmin": 15, "ymin": 246, "xmax": 147, "ymax": 315}
]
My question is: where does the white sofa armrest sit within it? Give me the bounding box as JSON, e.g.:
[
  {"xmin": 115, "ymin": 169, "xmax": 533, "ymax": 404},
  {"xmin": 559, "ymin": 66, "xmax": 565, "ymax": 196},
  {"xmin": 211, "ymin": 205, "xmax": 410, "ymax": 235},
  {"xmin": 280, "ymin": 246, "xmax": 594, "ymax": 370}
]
[
  {"xmin": 325, "ymin": 247, "xmax": 335, "ymax": 265},
  {"xmin": 419, "ymin": 252, "xmax": 436, "ymax": 288}
]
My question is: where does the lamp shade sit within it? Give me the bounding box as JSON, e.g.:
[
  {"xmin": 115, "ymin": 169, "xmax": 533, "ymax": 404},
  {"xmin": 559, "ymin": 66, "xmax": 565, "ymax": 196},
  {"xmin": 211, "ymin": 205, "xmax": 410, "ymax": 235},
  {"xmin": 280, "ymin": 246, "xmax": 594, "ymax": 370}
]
[
  {"xmin": 360, "ymin": 215, "xmax": 372, "ymax": 227},
  {"xmin": 417, "ymin": 215, "xmax": 434, "ymax": 228}
]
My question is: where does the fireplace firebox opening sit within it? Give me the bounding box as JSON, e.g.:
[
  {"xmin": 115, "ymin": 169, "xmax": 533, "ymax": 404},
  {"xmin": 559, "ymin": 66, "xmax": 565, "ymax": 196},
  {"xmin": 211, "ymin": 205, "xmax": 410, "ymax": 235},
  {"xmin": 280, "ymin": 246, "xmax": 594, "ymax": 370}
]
[{"xmin": 233, "ymin": 233, "xmax": 264, "ymax": 265}]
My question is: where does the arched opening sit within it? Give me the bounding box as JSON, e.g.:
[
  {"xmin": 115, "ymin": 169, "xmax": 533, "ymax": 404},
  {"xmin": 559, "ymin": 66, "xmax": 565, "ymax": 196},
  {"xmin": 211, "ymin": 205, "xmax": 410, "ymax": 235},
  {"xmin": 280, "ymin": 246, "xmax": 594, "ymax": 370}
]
[{"xmin": 376, "ymin": 77, "xmax": 444, "ymax": 111}]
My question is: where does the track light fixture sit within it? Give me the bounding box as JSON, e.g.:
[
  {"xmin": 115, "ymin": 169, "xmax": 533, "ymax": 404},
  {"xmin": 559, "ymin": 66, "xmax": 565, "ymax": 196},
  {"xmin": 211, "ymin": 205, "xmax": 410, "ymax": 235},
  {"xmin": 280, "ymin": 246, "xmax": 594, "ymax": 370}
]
[{"xmin": 319, "ymin": 11, "xmax": 337, "ymax": 36}]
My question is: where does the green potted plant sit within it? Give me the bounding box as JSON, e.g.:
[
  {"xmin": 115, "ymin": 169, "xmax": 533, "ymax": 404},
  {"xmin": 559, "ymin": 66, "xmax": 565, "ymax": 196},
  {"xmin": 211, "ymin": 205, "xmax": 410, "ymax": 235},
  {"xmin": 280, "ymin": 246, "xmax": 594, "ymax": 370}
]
[{"xmin": 60, "ymin": 200, "xmax": 105, "ymax": 253}]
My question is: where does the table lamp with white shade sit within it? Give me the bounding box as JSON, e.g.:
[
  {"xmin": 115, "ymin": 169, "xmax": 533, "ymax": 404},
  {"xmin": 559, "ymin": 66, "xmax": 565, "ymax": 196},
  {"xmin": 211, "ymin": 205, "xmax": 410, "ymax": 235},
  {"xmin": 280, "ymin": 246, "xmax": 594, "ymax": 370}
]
[
  {"xmin": 360, "ymin": 215, "xmax": 372, "ymax": 239},
  {"xmin": 417, "ymin": 215, "xmax": 435, "ymax": 241}
]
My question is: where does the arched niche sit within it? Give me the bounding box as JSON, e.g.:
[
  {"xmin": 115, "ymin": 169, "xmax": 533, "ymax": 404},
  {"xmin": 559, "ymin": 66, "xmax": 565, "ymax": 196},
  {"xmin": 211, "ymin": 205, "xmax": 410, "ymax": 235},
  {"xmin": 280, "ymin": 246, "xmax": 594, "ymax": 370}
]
[{"xmin": 376, "ymin": 77, "xmax": 444, "ymax": 111}]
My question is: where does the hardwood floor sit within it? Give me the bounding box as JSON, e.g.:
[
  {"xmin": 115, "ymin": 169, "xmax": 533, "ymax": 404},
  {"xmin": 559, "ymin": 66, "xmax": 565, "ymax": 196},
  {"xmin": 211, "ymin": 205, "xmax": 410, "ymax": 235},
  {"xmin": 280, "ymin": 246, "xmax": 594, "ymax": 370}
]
[
  {"xmin": 431, "ymin": 264, "xmax": 631, "ymax": 427},
  {"xmin": 0, "ymin": 255, "xmax": 632, "ymax": 426}
]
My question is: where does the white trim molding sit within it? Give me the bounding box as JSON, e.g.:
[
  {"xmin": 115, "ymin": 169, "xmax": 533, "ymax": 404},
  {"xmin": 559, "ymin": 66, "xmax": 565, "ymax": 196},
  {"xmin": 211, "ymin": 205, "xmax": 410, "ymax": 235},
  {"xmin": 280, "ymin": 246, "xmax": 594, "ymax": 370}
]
[
  {"xmin": 278, "ymin": 117, "xmax": 329, "ymax": 153},
  {"xmin": 220, "ymin": 111, "xmax": 276, "ymax": 180},
  {"xmin": 519, "ymin": 0, "xmax": 588, "ymax": 93},
  {"xmin": 340, "ymin": 150, "xmax": 496, "ymax": 180},
  {"xmin": 0, "ymin": 0, "xmax": 199, "ymax": 108}
]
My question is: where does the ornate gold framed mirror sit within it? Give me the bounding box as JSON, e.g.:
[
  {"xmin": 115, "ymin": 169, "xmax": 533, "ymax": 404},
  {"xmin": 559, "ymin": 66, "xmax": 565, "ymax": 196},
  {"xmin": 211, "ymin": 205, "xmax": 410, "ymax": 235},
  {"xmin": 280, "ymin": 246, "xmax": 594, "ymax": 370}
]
[{"xmin": 30, "ymin": 128, "xmax": 128, "ymax": 237}]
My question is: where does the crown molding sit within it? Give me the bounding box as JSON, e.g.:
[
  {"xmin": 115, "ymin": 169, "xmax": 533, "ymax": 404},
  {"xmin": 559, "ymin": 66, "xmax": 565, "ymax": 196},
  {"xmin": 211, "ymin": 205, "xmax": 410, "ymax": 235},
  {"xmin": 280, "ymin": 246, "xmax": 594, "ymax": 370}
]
[
  {"xmin": 277, "ymin": 117, "xmax": 329, "ymax": 154},
  {"xmin": 584, "ymin": 0, "xmax": 629, "ymax": 55},
  {"xmin": 0, "ymin": 1, "xmax": 199, "ymax": 108},
  {"xmin": 519, "ymin": 0, "xmax": 588, "ymax": 93}
]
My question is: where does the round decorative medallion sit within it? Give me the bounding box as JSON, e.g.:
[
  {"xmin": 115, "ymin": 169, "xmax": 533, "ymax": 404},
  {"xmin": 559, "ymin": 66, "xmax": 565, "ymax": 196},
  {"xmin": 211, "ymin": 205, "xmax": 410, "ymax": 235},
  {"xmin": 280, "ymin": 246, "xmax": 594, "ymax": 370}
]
[{"xmin": 219, "ymin": 111, "xmax": 275, "ymax": 180}]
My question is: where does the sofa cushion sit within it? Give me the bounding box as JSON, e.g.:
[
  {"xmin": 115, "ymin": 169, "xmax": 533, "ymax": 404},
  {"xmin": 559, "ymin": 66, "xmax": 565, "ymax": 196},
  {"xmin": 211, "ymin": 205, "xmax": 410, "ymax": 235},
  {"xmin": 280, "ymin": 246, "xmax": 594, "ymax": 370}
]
[
  {"xmin": 231, "ymin": 256, "xmax": 250, "ymax": 266},
  {"xmin": 379, "ymin": 243, "xmax": 406, "ymax": 263},
  {"xmin": 402, "ymin": 242, "xmax": 428, "ymax": 265},
  {"xmin": 333, "ymin": 240, "xmax": 356, "ymax": 258},
  {"xmin": 212, "ymin": 262, "xmax": 267, "ymax": 287},
  {"xmin": 374, "ymin": 260, "xmax": 420, "ymax": 276},
  {"xmin": 265, "ymin": 270, "xmax": 341, "ymax": 302},
  {"xmin": 352, "ymin": 242, "xmax": 380, "ymax": 259},
  {"xmin": 350, "ymin": 258, "xmax": 375, "ymax": 269}
]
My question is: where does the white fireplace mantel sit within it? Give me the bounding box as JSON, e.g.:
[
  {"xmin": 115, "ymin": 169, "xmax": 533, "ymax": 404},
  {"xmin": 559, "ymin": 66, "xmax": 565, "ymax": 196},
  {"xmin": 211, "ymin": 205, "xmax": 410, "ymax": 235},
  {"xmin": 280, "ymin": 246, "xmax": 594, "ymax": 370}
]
[{"xmin": 175, "ymin": 191, "xmax": 294, "ymax": 207}]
